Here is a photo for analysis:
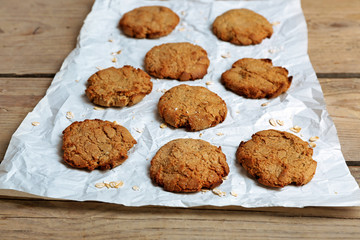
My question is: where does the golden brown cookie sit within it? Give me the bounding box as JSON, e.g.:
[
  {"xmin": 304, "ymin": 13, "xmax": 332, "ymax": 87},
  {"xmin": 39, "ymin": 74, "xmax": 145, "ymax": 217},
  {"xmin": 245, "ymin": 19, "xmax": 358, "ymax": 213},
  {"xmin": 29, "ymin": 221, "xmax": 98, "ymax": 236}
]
[
  {"xmin": 85, "ymin": 66, "xmax": 152, "ymax": 107},
  {"xmin": 236, "ymin": 129, "xmax": 317, "ymax": 188},
  {"xmin": 62, "ymin": 119, "xmax": 137, "ymax": 171},
  {"xmin": 221, "ymin": 58, "xmax": 292, "ymax": 99},
  {"xmin": 119, "ymin": 6, "xmax": 179, "ymax": 39},
  {"xmin": 158, "ymin": 84, "xmax": 227, "ymax": 131},
  {"xmin": 145, "ymin": 42, "xmax": 210, "ymax": 81},
  {"xmin": 150, "ymin": 138, "xmax": 229, "ymax": 193},
  {"xmin": 213, "ymin": 9, "xmax": 273, "ymax": 45}
]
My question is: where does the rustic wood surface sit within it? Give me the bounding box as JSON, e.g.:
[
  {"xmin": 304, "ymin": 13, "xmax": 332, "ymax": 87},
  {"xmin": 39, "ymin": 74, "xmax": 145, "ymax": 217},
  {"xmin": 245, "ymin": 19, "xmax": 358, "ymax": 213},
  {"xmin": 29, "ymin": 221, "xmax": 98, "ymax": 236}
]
[{"xmin": 0, "ymin": 0, "xmax": 359, "ymax": 239}]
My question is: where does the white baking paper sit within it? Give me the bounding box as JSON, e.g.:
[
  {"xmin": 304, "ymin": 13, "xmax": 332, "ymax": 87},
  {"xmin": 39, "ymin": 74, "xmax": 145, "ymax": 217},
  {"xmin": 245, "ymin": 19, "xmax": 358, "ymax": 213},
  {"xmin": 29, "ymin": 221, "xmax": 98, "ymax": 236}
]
[{"xmin": 0, "ymin": 0, "xmax": 359, "ymax": 208}]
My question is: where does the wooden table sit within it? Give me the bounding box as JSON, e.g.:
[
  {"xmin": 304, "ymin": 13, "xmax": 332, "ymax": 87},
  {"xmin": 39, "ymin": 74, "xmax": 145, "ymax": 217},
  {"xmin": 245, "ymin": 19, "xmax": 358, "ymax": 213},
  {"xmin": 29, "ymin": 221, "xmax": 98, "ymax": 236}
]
[{"xmin": 1, "ymin": 0, "xmax": 359, "ymax": 238}]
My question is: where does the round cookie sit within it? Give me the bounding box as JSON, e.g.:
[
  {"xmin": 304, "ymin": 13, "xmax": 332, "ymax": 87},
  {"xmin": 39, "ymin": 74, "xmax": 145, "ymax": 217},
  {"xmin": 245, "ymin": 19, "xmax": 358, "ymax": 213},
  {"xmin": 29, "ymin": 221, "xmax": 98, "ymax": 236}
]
[
  {"xmin": 212, "ymin": 8, "xmax": 273, "ymax": 45},
  {"xmin": 158, "ymin": 84, "xmax": 227, "ymax": 131},
  {"xmin": 85, "ymin": 66, "xmax": 152, "ymax": 107},
  {"xmin": 150, "ymin": 138, "xmax": 229, "ymax": 193},
  {"xmin": 145, "ymin": 42, "xmax": 210, "ymax": 81},
  {"xmin": 221, "ymin": 58, "xmax": 292, "ymax": 99},
  {"xmin": 236, "ymin": 129, "xmax": 317, "ymax": 188},
  {"xmin": 119, "ymin": 6, "xmax": 179, "ymax": 39},
  {"xmin": 62, "ymin": 119, "xmax": 137, "ymax": 171}
]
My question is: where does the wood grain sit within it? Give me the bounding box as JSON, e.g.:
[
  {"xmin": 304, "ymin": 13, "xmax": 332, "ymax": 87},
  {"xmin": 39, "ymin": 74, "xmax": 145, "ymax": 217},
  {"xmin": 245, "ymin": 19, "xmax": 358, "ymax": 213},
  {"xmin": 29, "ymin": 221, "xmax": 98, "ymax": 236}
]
[{"xmin": 0, "ymin": 0, "xmax": 359, "ymax": 74}]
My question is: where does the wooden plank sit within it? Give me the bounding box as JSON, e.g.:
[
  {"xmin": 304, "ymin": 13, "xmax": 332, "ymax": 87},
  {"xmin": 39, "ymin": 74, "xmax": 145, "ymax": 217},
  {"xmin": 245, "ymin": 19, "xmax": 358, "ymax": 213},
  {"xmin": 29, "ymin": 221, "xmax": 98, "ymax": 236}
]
[
  {"xmin": 0, "ymin": 0, "xmax": 94, "ymax": 75},
  {"xmin": 0, "ymin": 78, "xmax": 359, "ymax": 162},
  {"xmin": 0, "ymin": 193, "xmax": 360, "ymax": 239},
  {"xmin": 0, "ymin": 0, "xmax": 359, "ymax": 75}
]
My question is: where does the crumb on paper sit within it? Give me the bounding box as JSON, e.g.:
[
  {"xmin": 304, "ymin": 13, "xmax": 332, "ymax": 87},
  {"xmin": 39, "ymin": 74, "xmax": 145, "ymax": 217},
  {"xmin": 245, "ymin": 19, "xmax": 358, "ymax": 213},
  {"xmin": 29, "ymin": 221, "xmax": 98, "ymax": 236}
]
[
  {"xmin": 221, "ymin": 52, "xmax": 231, "ymax": 58},
  {"xmin": 111, "ymin": 50, "xmax": 122, "ymax": 55},
  {"xmin": 160, "ymin": 123, "xmax": 167, "ymax": 129},
  {"xmin": 75, "ymin": 79, "xmax": 79, "ymax": 83},
  {"xmin": 216, "ymin": 132, "xmax": 224, "ymax": 136},
  {"xmin": 230, "ymin": 191, "xmax": 238, "ymax": 197},
  {"xmin": 309, "ymin": 142, "xmax": 316, "ymax": 148},
  {"xmin": 96, "ymin": 66, "xmax": 104, "ymax": 71},
  {"xmin": 201, "ymin": 189, "xmax": 209, "ymax": 194},
  {"xmin": 269, "ymin": 119, "xmax": 277, "ymax": 127},
  {"xmin": 108, "ymin": 39, "xmax": 113, "ymax": 42},
  {"xmin": 236, "ymin": 110, "xmax": 240, "ymax": 114},
  {"xmin": 181, "ymin": 11, "xmax": 185, "ymax": 16},
  {"xmin": 66, "ymin": 111, "xmax": 74, "ymax": 119},
  {"xmin": 199, "ymin": 133, "xmax": 203, "ymax": 137},
  {"xmin": 31, "ymin": 121, "xmax": 40, "ymax": 126},
  {"xmin": 261, "ymin": 102, "xmax": 269, "ymax": 107},
  {"xmin": 111, "ymin": 57, "xmax": 117, "ymax": 63},
  {"xmin": 132, "ymin": 185, "xmax": 140, "ymax": 191},
  {"xmin": 268, "ymin": 49, "xmax": 277, "ymax": 54},
  {"xmin": 222, "ymin": 176, "xmax": 228, "ymax": 180},
  {"xmin": 272, "ymin": 21, "xmax": 281, "ymax": 26},
  {"xmin": 94, "ymin": 106, "xmax": 105, "ymax": 111},
  {"xmin": 134, "ymin": 128, "xmax": 143, "ymax": 133},
  {"xmin": 335, "ymin": 192, "xmax": 338, "ymax": 195},
  {"xmin": 113, "ymin": 121, "xmax": 120, "ymax": 125},
  {"xmin": 95, "ymin": 182, "xmax": 105, "ymax": 189},
  {"xmin": 276, "ymin": 120, "xmax": 284, "ymax": 126},
  {"xmin": 161, "ymin": 89, "xmax": 167, "ymax": 93},
  {"xmin": 212, "ymin": 188, "xmax": 226, "ymax": 197},
  {"xmin": 111, "ymin": 181, "xmax": 124, "ymax": 189},
  {"xmin": 178, "ymin": 27, "xmax": 186, "ymax": 32},
  {"xmin": 132, "ymin": 116, "xmax": 135, "ymax": 120},
  {"xmin": 309, "ymin": 136, "xmax": 319, "ymax": 142},
  {"xmin": 290, "ymin": 125, "xmax": 301, "ymax": 133},
  {"xmin": 206, "ymin": 81, "xmax": 213, "ymax": 85}
]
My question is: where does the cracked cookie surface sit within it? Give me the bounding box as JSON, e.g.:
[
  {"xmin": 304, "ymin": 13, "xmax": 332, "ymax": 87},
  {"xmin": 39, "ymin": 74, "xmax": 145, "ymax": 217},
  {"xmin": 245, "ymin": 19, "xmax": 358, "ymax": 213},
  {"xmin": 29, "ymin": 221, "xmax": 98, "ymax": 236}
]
[
  {"xmin": 158, "ymin": 84, "xmax": 227, "ymax": 131},
  {"xmin": 212, "ymin": 8, "xmax": 273, "ymax": 45},
  {"xmin": 119, "ymin": 6, "xmax": 179, "ymax": 39},
  {"xmin": 85, "ymin": 66, "xmax": 152, "ymax": 107},
  {"xmin": 221, "ymin": 58, "xmax": 292, "ymax": 99},
  {"xmin": 145, "ymin": 42, "xmax": 210, "ymax": 81},
  {"xmin": 150, "ymin": 138, "xmax": 229, "ymax": 193},
  {"xmin": 62, "ymin": 119, "xmax": 137, "ymax": 171},
  {"xmin": 236, "ymin": 129, "xmax": 317, "ymax": 188}
]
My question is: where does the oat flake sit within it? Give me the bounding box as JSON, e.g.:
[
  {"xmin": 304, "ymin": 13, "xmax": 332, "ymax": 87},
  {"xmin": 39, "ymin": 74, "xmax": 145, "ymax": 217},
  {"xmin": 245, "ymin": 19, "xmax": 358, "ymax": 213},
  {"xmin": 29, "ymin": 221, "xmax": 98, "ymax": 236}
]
[{"xmin": 31, "ymin": 122, "xmax": 40, "ymax": 126}]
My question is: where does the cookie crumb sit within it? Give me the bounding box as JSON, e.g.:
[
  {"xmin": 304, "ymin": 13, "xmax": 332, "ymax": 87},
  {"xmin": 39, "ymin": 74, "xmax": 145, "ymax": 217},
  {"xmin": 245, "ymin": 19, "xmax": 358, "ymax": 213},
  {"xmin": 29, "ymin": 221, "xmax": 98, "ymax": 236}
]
[
  {"xmin": 161, "ymin": 89, "xmax": 167, "ymax": 93},
  {"xmin": 269, "ymin": 119, "xmax": 277, "ymax": 127},
  {"xmin": 272, "ymin": 21, "xmax": 281, "ymax": 26},
  {"xmin": 221, "ymin": 52, "xmax": 231, "ymax": 58},
  {"xmin": 178, "ymin": 27, "xmax": 186, "ymax": 32},
  {"xmin": 96, "ymin": 66, "xmax": 104, "ymax": 71},
  {"xmin": 206, "ymin": 81, "xmax": 213, "ymax": 85},
  {"xmin": 111, "ymin": 50, "xmax": 122, "ymax": 55},
  {"xmin": 66, "ymin": 111, "xmax": 74, "ymax": 119},
  {"xmin": 113, "ymin": 121, "xmax": 120, "ymax": 125},
  {"xmin": 134, "ymin": 128, "xmax": 143, "ymax": 133},
  {"xmin": 108, "ymin": 39, "xmax": 113, "ymax": 42},
  {"xmin": 93, "ymin": 106, "xmax": 105, "ymax": 111},
  {"xmin": 268, "ymin": 49, "xmax": 277, "ymax": 54},
  {"xmin": 230, "ymin": 191, "xmax": 238, "ymax": 197},
  {"xmin": 309, "ymin": 136, "xmax": 319, "ymax": 142},
  {"xmin": 216, "ymin": 132, "xmax": 224, "ymax": 136},
  {"xmin": 261, "ymin": 102, "xmax": 269, "ymax": 107},
  {"xmin": 75, "ymin": 79, "xmax": 79, "ymax": 83},
  {"xmin": 309, "ymin": 142, "xmax": 316, "ymax": 148},
  {"xmin": 201, "ymin": 189, "xmax": 209, "ymax": 193},
  {"xmin": 222, "ymin": 176, "xmax": 228, "ymax": 180},
  {"xmin": 31, "ymin": 121, "xmax": 40, "ymax": 126},
  {"xmin": 290, "ymin": 125, "xmax": 301, "ymax": 133},
  {"xmin": 212, "ymin": 188, "xmax": 226, "ymax": 197},
  {"xmin": 199, "ymin": 133, "xmax": 203, "ymax": 137},
  {"xmin": 181, "ymin": 11, "xmax": 186, "ymax": 16},
  {"xmin": 236, "ymin": 110, "xmax": 240, "ymax": 114},
  {"xmin": 132, "ymin": 185, "xmax": 140, "ymax": 191},
  {"xmin": 95, "ymin": 182, "xmax": 105, "ymax": 189},
  {"xmin": 160, "ymin": 123, "xmax": 167, "ymax": 129},
  {"xmin": 132, "ymin": 116, "xmax": 135, "ymax": 120},
  {"xmin": 111, "ymin": 57, "xmax": 117, "ymax": 63},
  {"xmin": 276, "ymin": 120, "xmax": 284, "ymax": 126}
]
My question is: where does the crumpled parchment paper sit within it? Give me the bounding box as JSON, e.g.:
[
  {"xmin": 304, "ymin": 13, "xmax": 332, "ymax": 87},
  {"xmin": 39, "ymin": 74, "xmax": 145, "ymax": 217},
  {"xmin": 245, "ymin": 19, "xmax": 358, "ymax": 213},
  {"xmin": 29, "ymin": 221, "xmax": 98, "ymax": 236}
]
[{"xmin": 1, "ymin": 0, "xmax": 359, "ymax": 207}]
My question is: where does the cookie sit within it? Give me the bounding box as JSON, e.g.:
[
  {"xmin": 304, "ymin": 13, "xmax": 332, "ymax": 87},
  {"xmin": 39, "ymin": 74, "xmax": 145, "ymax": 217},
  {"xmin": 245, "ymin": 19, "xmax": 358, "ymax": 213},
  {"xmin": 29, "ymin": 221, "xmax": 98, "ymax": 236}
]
[
  {"xmin": 85, "ymin": 66, "xmax": 152, "ymax": 107},
  {"xmin": 62, "ymin": 119, "xmax": 137, "ymax": 171},
  {"xmin": 212, "ymin": 9, "xmax": 273, "ymax": 45},
  {"xmin": 158, "ymin": 84, "xmax": 227, "ymax": 131},
  {"xmin": 119, "ymin": 6, "xmax": 179, "ymax": 39},
  {"xmin": 221, "ymin": 58, "xmax": 292, "ymax": 99},
  {"xmin": 150, "ymin": 138, "xmax": 229, "ymax": 193},
  {"xmin": 145, "ymin": 42, "xmax": 210, "ymax": 81},
  {"xmin": 236, "ymin": 129, "xmax": 317, "ymax": 188}
]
